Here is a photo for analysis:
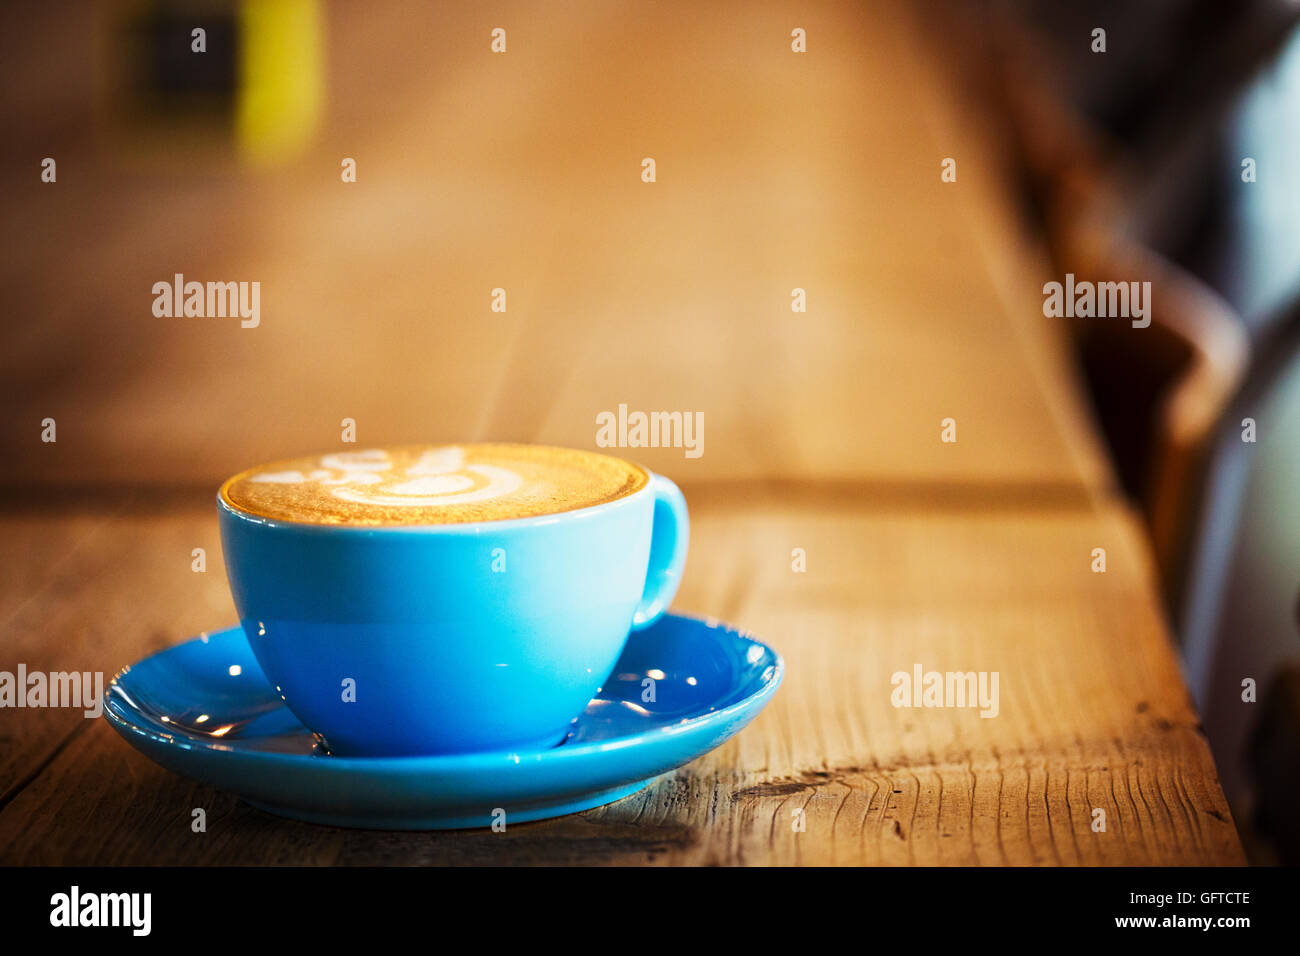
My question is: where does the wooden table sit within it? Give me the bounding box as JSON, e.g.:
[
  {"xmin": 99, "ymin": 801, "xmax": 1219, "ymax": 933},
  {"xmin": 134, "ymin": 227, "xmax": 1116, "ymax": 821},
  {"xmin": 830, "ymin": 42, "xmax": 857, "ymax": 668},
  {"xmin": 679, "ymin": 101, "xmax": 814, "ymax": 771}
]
[
  {"xmin": 0, "ymin": 0, "xmax": 1242, "ymax": 864},
  {"xmin": 0, "ymin": 485, "xmax": 1242, "ymax": 864}
]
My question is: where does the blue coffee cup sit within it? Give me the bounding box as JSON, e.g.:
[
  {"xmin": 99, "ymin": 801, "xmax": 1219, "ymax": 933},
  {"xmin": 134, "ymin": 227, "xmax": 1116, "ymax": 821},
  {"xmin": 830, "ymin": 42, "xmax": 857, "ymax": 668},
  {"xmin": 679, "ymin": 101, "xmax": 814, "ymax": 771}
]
[{"xmin": 217, "ymin": 458, "xmax": 688, "ymax": 756}]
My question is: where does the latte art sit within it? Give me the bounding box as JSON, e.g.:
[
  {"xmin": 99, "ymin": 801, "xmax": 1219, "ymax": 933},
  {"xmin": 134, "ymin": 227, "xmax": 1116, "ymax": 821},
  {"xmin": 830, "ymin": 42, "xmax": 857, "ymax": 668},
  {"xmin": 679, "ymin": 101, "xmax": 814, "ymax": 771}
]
[{"xmin": 221, "ymin": 444, "xmax": 648, "ymax": 526}]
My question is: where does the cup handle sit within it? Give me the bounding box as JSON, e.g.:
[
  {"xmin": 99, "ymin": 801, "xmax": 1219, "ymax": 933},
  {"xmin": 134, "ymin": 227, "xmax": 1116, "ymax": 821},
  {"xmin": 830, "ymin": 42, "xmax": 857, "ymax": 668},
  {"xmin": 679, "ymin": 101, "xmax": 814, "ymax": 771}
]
[{"xmin": 630, "ymin": 474, "xmax": 689, "ymax": 630}]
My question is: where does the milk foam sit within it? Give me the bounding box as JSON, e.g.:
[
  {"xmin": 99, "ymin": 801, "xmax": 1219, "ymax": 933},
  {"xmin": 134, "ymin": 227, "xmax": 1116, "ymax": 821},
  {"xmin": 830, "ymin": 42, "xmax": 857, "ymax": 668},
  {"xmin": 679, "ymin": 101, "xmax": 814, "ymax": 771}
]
[
  {"xmin": 222, "ymin": 444, "xmax": 647, "ymax": 526},
  {"xmin": 251, "ymin": 448, "xmax": 523, "ymax": 508}
]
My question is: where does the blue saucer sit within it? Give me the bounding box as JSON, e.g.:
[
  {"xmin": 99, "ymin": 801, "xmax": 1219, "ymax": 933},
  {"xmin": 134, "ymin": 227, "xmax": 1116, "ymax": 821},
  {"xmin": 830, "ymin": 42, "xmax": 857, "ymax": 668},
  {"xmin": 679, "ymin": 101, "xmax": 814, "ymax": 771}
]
[{"xmin": 104, "ymin": 613, "xmax": 783, "ymax": 829}]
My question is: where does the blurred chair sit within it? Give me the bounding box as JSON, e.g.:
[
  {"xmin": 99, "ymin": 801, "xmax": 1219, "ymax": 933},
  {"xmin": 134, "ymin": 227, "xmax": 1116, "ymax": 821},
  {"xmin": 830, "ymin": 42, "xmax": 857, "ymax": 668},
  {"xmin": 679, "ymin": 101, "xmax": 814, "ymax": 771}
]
[
  {"xmin": 1056, "ymin": 186, "xmax": 1248, "ymax": 605},
  {"xmin": 987, "ymin": 7, "xmax": 1252, "ymax": 608},
  {"xmin": 987, "ymin": 6, "xmax": 1300, "ymax": 847}
]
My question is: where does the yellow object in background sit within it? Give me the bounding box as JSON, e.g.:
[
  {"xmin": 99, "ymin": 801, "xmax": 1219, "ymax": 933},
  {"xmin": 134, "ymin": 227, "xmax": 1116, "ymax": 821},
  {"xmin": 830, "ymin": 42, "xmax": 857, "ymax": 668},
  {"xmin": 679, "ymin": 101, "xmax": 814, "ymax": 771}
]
[
  {"xmin": 236, "ymin": 0, "xmax": 323, "ymax": 166},
  {"xmin": 106, "ymin": 0, "xmax": 324, "ymax": 168}
]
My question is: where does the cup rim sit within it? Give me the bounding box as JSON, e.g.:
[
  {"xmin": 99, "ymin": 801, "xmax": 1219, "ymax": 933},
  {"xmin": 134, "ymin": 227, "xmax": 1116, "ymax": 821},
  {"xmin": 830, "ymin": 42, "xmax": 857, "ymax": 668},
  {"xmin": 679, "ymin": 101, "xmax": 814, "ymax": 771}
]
[{"xmin": 216, "ymin": 454, "xmax": 654, "ymax": 535}]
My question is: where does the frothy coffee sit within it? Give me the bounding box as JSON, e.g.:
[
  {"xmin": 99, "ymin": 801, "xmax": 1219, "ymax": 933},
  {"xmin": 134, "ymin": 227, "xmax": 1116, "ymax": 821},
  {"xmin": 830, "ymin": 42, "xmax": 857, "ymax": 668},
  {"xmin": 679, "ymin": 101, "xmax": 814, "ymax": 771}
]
[{"xmin": 221, "ymin": 444, "xmax": 648, "ymax": 526}]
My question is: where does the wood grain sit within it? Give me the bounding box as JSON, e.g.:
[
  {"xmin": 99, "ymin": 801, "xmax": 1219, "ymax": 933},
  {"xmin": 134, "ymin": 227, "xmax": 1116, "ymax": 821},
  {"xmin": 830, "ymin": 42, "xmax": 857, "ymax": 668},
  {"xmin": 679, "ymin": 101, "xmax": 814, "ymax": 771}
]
[
  {"xmin": 0, "ymin": 0, "xmax": 1240, "ymax": 865},
  {"xmin": 0, "ymin": 489, "xmax": 1243, "ymax": 865},
  {"xmin": 0, "ymin": 0, "xmax": 1111, "ymax": 493}
]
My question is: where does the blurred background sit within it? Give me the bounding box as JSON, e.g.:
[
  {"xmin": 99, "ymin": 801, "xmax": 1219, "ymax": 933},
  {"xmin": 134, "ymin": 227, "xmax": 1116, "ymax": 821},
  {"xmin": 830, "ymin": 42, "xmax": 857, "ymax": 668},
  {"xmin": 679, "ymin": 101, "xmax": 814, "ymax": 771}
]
[{"xmin": 2, "ymin": 0, "xmax": 1298, "ymax": 861}]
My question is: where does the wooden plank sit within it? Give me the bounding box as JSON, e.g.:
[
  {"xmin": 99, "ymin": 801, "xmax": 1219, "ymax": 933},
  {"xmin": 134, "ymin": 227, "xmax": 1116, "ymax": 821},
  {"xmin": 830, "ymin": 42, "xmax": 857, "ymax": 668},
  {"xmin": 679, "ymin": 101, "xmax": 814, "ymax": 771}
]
[
  {"xmin": 1, "ymin": 0, "xmax": 1110, "ymax": 493},
  {"xmin": 0, "ymin": 504, "xmax": 229, "ymax": 807},
  {"xmin": 0, "ymin": 0, "xmax": 1231, "ymax": 867},
  {"xmin": 0, "ymin": 494, "xmax": 1243, "ymax": 864}
]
